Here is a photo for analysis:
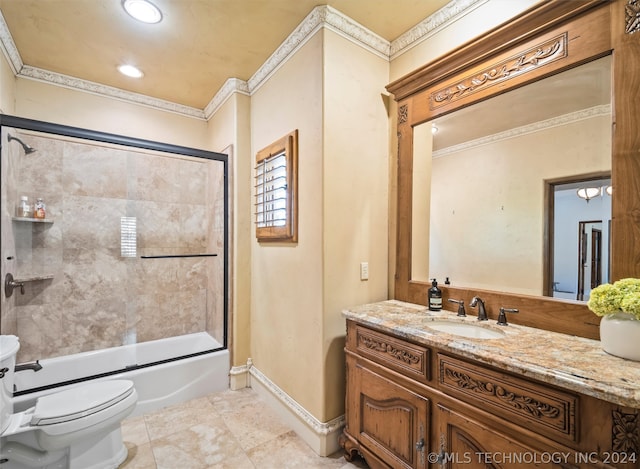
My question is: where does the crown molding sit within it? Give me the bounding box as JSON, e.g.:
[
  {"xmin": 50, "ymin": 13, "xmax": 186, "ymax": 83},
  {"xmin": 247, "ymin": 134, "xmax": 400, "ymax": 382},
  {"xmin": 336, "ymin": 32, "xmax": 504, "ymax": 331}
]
[
  {"xmin": 203, "ymin": 78, "xmax": 250, "ymax": 119},
  {"xmin": 246, "ymin": 5, "xmax": 390, "ymax": 94},
  {"xmin": 19, "ymin": 66, "xmax": 205, "ymax": 119},
  {"xmin": 209, "ymin": 5, "xmax": 390, "ymax": 116},
  {"xmin": 0, "ymin": 10, "xmax": 22, "ymax": 75},
  {"xmin": 390, "ymin": 0, "xmax": 489, "ymax": 59},
  {"xmin": 433, "ymin": 104, "xmax": 612, "ymax": 158},
  {"xmin": 322, "ymin": 5, "xmax": 390, "ymax": 60},
  {"xmin": 1, "ymin": 3, "xmax": 479, "ymax": 121}
]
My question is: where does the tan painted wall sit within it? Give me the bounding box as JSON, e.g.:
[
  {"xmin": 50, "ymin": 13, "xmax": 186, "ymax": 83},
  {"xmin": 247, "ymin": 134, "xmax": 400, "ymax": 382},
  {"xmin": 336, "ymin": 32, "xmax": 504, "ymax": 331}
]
[
  {"xmin": 250, "ymin": 32, "xmax": 325, "ymax": 418},
  {"xmin": 14, "ymin": 78, "xmax": 208, "ymax": 147},
  {"xmin": 322, "ymin": 30, "xmax": 389, "ymax": 420},
  {"xmin": 0, "ymin": 52, "xmax": 16, "ymax": 114},
  {"xmin": 249, "ymin": 28, "xmax": 390, "ymax": 422},
  {"xmin": 206, "ymin": 93, "xmax": 253, "ymax": 368}
]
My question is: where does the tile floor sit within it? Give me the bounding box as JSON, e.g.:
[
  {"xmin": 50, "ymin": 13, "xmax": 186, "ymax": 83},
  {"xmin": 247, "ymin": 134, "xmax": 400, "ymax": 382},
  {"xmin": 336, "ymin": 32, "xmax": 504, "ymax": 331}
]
[{"xmin": 120, "ymin": 387, "xmax": 369, "ymax": 469}]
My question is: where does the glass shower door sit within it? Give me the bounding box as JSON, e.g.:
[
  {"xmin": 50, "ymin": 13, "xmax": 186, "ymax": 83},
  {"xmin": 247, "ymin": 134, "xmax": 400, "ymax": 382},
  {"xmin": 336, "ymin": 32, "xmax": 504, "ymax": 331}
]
[{"xmin": 1, "ymin": 116, "xmax": 228, "ymax": 392}]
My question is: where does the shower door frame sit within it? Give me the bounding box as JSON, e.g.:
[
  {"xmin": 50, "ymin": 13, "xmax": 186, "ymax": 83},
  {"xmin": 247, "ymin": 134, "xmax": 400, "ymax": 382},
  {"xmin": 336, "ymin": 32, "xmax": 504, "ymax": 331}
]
[{"xmin": 0, "ymin": 114, "xmax": 229, "ymax": 393}]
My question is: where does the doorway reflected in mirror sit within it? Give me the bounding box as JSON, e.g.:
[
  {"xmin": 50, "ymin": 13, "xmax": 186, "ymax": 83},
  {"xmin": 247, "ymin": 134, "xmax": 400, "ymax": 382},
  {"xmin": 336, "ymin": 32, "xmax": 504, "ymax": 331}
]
[{"xmin": 550, "ymin": 177, "xmax": 611, "ymax": 301}]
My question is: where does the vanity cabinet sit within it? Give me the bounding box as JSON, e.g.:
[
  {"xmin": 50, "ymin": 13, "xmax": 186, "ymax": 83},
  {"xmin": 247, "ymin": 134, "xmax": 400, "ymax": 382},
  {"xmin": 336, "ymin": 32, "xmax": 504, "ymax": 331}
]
[
  {"xmin": 349, "ymin": 364, "xmax": 429, "ymax": 469},
  {"xmin": 341, "ymin": 319, "xmax": 638, "ymax": 469},
  {"xmin": 435, "ymin": 404, "xmax": 570, "ymax": 469}
]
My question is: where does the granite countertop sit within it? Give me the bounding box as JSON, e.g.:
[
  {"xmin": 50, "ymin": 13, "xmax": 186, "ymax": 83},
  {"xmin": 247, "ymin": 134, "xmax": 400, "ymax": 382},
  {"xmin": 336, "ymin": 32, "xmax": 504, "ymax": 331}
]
[{"xmin": 343, "ymin": 300, "xmax": 640, "ymax": 409}]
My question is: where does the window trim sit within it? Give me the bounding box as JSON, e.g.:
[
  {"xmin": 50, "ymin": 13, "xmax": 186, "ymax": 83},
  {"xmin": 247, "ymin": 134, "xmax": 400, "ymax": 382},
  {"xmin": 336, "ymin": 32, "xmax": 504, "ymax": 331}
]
[{"xmin": 254, "ymin": 130, "xmax": 298, "ymax": 242}]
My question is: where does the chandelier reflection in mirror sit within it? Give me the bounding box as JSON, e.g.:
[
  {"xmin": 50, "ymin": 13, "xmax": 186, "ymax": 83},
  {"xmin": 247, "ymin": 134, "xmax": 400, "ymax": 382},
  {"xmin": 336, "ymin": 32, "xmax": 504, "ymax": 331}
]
[{"xmin": 577, "ymin": 185, "xmax": 613, "ymax": 202}]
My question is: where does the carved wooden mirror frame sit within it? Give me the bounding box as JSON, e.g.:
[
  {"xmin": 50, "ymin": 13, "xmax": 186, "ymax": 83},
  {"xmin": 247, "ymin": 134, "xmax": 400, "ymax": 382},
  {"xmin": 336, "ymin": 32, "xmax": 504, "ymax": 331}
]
[{"xmin": 387, "ymin": 0, "xmax": 639, "ymax": 340}]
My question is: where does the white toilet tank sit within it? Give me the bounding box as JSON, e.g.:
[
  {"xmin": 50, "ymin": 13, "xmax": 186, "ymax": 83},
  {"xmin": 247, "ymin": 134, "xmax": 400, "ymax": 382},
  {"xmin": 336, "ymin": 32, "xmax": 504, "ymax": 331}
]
[{"xmin": 0, "ymin": 335, "xmax": 19, "ymax": 434}]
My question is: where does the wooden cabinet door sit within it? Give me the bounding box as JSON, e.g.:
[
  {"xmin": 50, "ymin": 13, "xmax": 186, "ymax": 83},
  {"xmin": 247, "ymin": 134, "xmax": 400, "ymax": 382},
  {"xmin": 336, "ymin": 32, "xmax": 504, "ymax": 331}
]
[
  {"xmin": 435, "ymin": 404, "xmax": 579, "ymax": 469},
  {"xmin": 350, "ymin": 362, "xmax": 430, "ymax": 469}
]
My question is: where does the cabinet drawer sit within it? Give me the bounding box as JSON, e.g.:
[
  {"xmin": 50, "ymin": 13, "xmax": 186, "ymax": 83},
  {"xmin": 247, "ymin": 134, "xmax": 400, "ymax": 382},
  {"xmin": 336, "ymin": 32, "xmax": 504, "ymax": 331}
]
[
  {"xmin": 438, "ymin": 354, "xmax": 578, "ymax": 443},
  {"xmin": 353, "ymin": 325, "xmax": 431, "ymax": 382}
]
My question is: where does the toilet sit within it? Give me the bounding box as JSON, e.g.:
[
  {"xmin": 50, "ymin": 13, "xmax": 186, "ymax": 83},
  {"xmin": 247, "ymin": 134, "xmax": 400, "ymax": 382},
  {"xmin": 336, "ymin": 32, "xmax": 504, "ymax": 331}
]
[{"xmin": 0, "ymin": 335, "xmax": 138, "ymax": 469}]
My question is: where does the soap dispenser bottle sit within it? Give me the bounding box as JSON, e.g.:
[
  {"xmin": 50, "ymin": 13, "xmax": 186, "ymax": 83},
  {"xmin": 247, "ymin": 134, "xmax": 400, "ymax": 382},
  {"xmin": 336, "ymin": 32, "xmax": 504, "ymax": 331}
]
[{"xmin": 428, "ymin": 278, "xmax": 442, "ymax": 311}]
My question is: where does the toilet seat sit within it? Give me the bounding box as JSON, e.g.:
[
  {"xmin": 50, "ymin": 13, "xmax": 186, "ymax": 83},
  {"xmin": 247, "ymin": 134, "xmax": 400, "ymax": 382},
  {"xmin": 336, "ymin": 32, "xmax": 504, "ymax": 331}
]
[
  {"xmin": 31, "ymin": 380, "xmax": 135, "ymax": 426},
  {"xmin": 1, "ymin": 335, "xmax": 138, "ymax": 467}
]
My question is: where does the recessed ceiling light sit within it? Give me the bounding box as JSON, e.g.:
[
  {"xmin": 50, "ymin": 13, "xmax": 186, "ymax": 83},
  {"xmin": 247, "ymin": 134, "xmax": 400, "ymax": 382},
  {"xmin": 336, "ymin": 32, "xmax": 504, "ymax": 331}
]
[
  {"xmin": 122, "ymin": 0, "xmax": 163, "ymax": 24},
  {"xmin": 118, "ymin": 64, "xmax": 144, "ymax": 78}
]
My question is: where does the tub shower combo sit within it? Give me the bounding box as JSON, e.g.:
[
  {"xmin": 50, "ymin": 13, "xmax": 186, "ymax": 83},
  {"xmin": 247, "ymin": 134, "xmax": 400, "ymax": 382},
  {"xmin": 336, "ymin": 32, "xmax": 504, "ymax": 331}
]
[{"xmin": 0, "ymin": 115, "xmax": 229, "ymax": 468}]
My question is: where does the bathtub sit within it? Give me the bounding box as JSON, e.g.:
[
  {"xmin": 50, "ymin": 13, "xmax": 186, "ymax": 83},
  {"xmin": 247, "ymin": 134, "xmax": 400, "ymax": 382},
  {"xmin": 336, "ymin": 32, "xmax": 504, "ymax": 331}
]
[{"xmin": 12, "ymin": 332, "xmax": 230, "ymax": 417}]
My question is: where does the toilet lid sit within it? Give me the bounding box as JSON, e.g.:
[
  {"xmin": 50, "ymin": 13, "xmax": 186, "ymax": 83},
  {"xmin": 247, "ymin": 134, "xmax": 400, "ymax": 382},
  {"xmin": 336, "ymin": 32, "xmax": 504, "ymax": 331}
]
[{"xmin": 31, "ymin": 380, "xmax": 134, "ymax": 426}]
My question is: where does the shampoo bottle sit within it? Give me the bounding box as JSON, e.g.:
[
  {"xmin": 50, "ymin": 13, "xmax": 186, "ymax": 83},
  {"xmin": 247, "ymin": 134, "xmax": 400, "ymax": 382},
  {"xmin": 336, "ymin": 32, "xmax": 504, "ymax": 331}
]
[
  {"xmin": 16, "ymin": 196, "xmax": 32, "ymax": 218},
  {"xmin": 34, "ymin": 197, "xmax": 46, "ymax": 219},
  {"xmin": 428, "ymin": 278, "xmax": 442, "ymax": 311}
]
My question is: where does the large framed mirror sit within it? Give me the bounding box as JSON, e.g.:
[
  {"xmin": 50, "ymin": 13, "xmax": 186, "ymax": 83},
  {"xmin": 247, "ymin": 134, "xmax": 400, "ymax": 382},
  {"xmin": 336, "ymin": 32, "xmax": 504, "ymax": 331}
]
[
  {"xmin": 411, "ymin": 56, "xmax": 612, "ymax": 299},
  {"xmin": 387, "ymin": 0, "xmax": 639, "ymax": 340}
]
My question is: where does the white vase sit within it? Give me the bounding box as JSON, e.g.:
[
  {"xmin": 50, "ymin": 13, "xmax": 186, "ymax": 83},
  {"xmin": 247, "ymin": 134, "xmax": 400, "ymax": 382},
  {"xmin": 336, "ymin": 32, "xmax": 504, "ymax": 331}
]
[{"xmin": 599, "ymin": 312, "xmax": 640, "ymax": 361}]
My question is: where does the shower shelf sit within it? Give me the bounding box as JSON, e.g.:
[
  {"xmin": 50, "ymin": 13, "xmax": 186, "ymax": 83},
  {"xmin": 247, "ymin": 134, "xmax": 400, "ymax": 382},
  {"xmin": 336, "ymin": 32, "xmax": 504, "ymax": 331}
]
[{"xmin": 12, "ymin": 216, "xmax": 54, "ymax": 224}]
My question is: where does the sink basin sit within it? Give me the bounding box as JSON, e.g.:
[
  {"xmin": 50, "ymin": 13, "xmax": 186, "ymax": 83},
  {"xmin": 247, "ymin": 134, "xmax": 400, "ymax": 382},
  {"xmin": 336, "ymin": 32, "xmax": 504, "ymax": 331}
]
[{"xmin": 426, "ymin": 321, "xmax": 505, "ymax": 339}]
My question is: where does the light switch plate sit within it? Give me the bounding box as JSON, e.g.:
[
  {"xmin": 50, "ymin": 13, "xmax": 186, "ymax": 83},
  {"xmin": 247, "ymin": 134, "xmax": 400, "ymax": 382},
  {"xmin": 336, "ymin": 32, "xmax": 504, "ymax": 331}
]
[{"xmin": 360, "ymin": 262, "xmax": 369, "ymax": 280}]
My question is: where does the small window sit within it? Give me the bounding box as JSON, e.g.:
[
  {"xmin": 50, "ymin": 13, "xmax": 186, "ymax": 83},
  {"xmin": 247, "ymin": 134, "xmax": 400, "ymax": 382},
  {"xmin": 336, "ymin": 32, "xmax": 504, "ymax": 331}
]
[{"xmin": 254, "ymin": 130, "xmax": 298, "ymax": 242}]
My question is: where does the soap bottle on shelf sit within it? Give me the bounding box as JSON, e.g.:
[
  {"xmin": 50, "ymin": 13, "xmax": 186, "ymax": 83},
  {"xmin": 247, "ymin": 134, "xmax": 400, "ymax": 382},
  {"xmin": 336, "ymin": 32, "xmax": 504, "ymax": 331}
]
[
  {"xmin": 428, "ymin": 278, "xmax": 442, "ymax": 311},
  {"xmin": 16, "ymin": 196, "xmax": 32, "ymax": 218},
  {"xmin": 34, "ymin": 197, "xmax": 46, "ymax": 219}
]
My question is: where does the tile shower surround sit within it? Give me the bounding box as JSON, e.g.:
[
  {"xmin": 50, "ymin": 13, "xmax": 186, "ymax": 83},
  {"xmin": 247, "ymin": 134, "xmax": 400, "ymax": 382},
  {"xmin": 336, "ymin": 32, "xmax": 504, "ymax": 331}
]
[{"xmin": 1, "ymin": 130, "xmax": 225, "ymax": 362}]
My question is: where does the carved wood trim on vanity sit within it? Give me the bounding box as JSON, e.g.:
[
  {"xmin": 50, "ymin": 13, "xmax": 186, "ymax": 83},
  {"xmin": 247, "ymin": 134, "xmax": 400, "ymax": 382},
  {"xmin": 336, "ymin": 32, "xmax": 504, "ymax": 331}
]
[
  {"xmin": 398, "ymin": 104, "xmax": 408, "ymax": 124},
  {"xmin": 626, "ymin": 0, "xmax": 640, "ymax": 33},
  {"xmin": 343, "ymin": 320, "xmax": 639, "ymax": 469},
  {"xmin": 387, "ymin": 0, "xmax": 640, "ymax": 341},
  {"xmin": 438, "ymin": 355, "xmax": 577, "ymax": 443},
  {"xmin": 612, "ymin": 409, "xmax": 640, "ymax": 455},
  {"xmin": 355, "ymin": 325, "xmax": 431, "ymax": 382}
]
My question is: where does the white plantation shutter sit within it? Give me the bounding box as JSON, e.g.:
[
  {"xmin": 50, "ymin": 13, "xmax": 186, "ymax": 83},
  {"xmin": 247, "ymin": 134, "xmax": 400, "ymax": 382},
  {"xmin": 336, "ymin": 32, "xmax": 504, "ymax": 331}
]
[
  {"xmin": 254, "ymin": 130, "xmax": 298, "ymax": 242},
  {"xmin": 255, "ymin": 151, "xmax": 287, "ymax": 228}
]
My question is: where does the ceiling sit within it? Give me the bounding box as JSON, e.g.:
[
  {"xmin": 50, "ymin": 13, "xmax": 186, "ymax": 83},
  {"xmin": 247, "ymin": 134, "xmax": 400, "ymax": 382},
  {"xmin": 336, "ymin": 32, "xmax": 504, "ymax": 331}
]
[{"xmin": 0, "ymin": 0, "xmax": 450, "ymax": 111}]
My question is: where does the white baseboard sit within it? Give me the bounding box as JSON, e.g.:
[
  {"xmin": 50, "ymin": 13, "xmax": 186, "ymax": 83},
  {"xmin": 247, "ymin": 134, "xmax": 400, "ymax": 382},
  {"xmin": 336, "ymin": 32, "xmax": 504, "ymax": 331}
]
[
  {"xmin": 232, "ymin": 363, "xmax": 345, "ymax": 457},
  {"xmin": 229, "ymin": 358, "xmax": 252, "ymax": 390}
]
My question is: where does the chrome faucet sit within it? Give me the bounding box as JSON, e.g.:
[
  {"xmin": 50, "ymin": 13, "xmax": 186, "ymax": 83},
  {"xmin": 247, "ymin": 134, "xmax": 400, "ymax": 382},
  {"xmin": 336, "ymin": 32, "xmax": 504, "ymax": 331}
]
[
  {"xmin": 469, "ymin": 296, "xmax": 488, "ymax": 321},
  {"xmin": 15, "ymin": 360, "xmax": 42, "ymax": 373}
]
